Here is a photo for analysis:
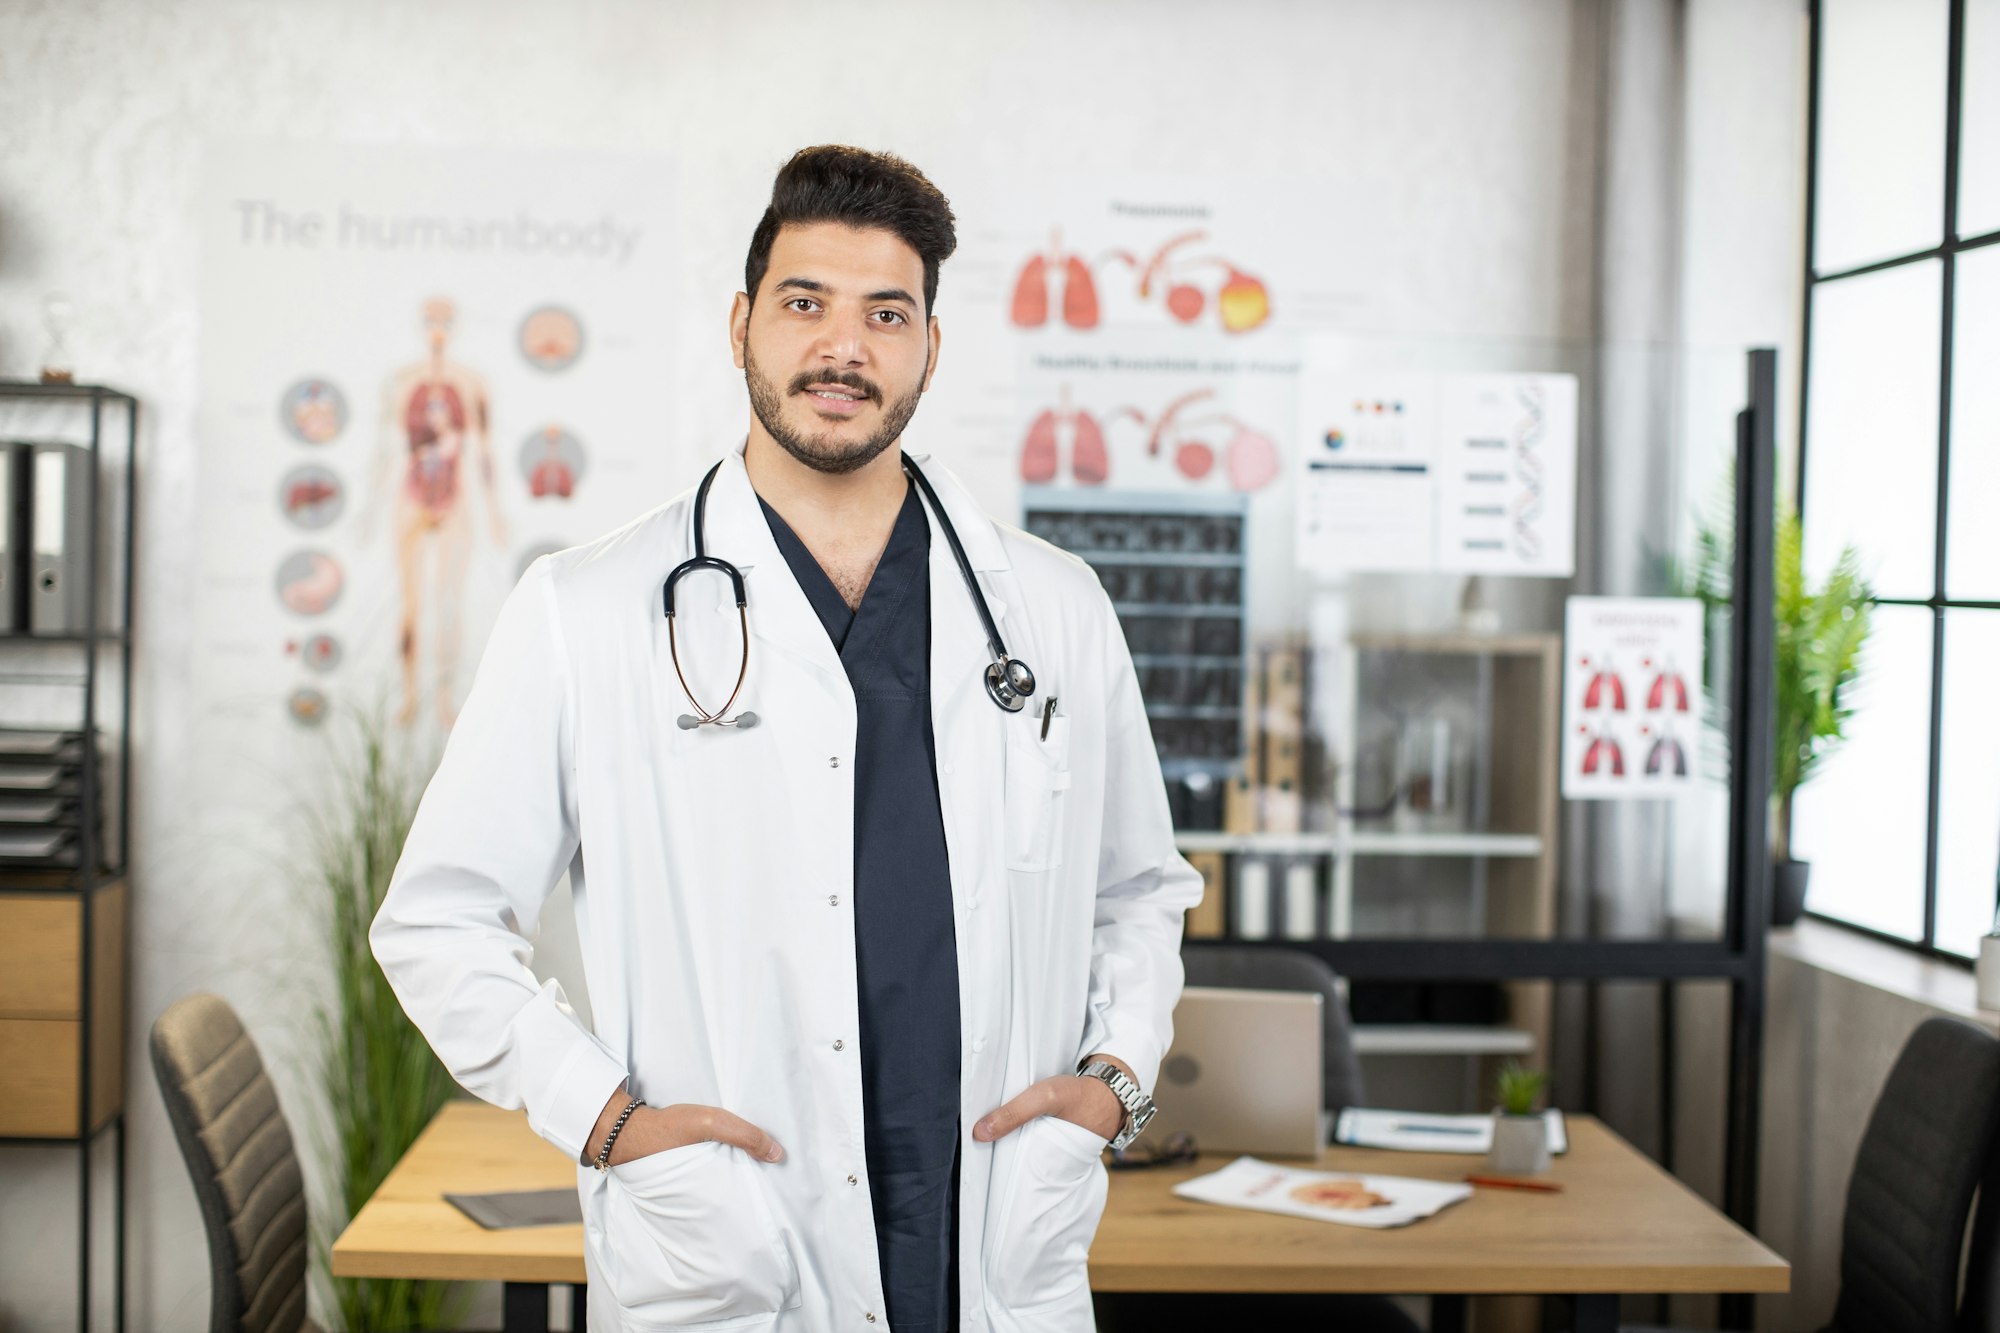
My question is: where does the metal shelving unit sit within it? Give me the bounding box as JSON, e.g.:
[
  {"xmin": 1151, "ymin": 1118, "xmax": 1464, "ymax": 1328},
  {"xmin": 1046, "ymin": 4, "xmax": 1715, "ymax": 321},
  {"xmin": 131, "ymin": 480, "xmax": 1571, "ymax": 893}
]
[{"xmin": 0, "ymin": 380, "xmax": 138, "ymax": 1333}]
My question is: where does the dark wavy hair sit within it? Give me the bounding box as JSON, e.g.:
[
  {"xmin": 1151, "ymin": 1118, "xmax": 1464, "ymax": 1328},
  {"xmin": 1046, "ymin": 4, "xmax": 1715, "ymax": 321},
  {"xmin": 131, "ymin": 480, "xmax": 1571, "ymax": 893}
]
[{"xmin": 743, "ymin": 145, "xmax": 957, "ymax": 317}]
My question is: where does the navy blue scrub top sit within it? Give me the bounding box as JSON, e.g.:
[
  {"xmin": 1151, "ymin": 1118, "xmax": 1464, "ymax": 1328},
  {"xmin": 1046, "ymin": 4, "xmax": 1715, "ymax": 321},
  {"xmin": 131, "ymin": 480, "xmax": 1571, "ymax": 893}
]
[{"xmin": 758, "ymin": 478, "xmax": 963, "ymax": 1333}]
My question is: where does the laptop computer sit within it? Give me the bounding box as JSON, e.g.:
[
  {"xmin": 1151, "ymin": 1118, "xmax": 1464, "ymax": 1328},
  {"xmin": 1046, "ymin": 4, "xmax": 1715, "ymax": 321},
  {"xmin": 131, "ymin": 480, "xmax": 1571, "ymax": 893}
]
[{"xmin": 1143, "ymin": 986, "xmax": 1325, "ymax": 1159}]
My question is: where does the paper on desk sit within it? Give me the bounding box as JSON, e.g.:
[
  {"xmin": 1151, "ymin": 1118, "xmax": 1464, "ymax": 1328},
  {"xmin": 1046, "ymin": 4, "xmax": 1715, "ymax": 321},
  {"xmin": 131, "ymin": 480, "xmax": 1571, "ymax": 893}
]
[
  {"xmin": 1172, "ymin": 1156, "xmax": 1473, "ymax": 1229},
  {"xmin": 1333, "ymin": 1108, "xmax": 1568, "ymax": 1155}
]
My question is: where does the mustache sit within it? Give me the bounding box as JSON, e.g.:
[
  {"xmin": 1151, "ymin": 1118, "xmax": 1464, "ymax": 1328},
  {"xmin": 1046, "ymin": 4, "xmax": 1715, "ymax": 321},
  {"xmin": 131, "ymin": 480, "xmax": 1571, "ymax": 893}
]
[{"xmin": 788, "ymin": 370, "xmax": 879, "ymax": 402}]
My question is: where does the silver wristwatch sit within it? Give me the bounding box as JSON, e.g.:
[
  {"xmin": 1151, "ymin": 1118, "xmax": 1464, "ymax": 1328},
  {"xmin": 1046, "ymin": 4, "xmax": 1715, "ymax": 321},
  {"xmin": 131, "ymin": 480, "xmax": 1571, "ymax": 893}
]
[{"xmin": 1077, "ymin": 1060, "xmax": 1157, "ymax": 1151}]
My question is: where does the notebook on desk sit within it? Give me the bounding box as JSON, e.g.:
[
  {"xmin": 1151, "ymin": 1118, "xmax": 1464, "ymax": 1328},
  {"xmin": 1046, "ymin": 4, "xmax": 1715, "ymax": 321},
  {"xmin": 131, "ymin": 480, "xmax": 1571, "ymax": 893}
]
[{"xmin": 1333, "ymin": 1107, "xmax": 1569, "ymax": 1155}]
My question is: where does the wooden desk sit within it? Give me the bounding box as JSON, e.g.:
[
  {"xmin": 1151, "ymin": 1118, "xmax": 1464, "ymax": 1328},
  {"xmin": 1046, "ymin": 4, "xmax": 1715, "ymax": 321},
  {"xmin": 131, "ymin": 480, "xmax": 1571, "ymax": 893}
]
[{"xmin": 334, "ymin": 1101, "xmax": 1788, "ymax": 1333}]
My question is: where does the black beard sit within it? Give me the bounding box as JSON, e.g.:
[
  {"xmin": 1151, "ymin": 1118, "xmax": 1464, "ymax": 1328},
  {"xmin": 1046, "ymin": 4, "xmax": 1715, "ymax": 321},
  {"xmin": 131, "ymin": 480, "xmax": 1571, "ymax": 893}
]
[{"xmin": 744, "ymin": 344, "xmax": 926, "ymax": 476}]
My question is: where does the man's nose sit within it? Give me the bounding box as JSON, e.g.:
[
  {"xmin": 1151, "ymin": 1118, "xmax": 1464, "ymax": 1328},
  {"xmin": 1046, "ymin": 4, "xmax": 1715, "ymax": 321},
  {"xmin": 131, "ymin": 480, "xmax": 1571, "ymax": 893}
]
[{"xmin": 813, "ymin": 307, "xmax": 871, "ymax": 366}]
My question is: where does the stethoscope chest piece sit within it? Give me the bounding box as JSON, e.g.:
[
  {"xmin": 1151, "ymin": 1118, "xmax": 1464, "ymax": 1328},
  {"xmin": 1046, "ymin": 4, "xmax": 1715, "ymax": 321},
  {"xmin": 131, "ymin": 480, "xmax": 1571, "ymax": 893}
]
[{"xmin": 985, "ymin": 657, "xmax": 1036, "ymax": 713}]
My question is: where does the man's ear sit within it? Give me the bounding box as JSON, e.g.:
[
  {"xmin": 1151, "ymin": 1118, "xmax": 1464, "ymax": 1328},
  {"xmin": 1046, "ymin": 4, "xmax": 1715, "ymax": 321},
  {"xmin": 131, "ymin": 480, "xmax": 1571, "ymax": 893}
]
[
  {"xmin": 729, "ymin": 292, "xmax": 751, "ymax": 370},
  {"xmin": 921, "ymin": 315, "xmax": 942, "ymax": 393}
]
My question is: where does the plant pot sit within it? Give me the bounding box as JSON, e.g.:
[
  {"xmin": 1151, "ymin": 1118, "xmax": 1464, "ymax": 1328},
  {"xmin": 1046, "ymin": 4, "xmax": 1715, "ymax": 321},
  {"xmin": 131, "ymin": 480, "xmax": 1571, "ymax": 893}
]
[
  {"xmin": 1486, "ymin": 1113, "xmax": 1550, "ymax": 1176},
  {"xmin": 1772, "ymin": 859, "xmax": 1810, "ymax": 927}
]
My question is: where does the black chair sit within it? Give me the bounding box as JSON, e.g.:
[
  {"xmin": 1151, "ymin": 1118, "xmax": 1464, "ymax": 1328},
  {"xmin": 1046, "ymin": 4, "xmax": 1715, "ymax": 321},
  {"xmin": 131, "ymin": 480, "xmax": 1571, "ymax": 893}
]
[
  {"xmin": 151, "ymin": 992, "xmax": 321, "ymax": 1333},
  {"xmin": 1626, "ymin": 1015, "xmax": 2000, "ymax": 1333},
  {"xmin": 1094, "ymin": 945, "xmax": 1421, "ymax": 1333}
]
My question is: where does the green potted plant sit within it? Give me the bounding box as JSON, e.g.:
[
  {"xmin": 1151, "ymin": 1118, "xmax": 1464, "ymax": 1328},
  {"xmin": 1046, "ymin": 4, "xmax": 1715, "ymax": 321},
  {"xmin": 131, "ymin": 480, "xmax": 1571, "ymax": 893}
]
[
  {"xmin": 1488, "ymin": 1061, "xmax": 1551, "ymax": 1175},
  {"xmin": 305, "ymin": 702, "xmax": 466, "ymax": 1332},
  {"xmin": 1679, "ymin": 497, "xmax": 1872, "ymax": 925}
]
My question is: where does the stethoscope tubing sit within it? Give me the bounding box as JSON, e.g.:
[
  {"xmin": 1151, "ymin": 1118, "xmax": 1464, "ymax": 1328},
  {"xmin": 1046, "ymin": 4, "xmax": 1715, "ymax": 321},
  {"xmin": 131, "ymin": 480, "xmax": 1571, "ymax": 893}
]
[{"xmin": 662, "ymin": 452, "xmax": 1033, "ymax": 726}]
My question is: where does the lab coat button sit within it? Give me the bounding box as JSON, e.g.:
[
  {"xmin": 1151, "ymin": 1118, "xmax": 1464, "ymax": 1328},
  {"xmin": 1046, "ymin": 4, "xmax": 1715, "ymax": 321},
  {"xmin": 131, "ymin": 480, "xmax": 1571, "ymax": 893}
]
[
  {"xmin": 847, "ymin": 1173, "xmax": 858, "ymax": 1186},
  {"xmin": 828, "ymin": 894, "xmax": 840, "ymax": 907},
  {"xmin": 833, "ymin": 1039, "xmax": 845, "ymax": 1051},
  {"xmin": 829, "ymin": 756, "xmax": 840, "ymax": 768},
  {"xmin": 867, "ymin": 1315, "xmax": 878, "ymax": 1324},
  {"xmin": 972, "ymin": 1035, "xmax": 988, "ymax": 1054}
]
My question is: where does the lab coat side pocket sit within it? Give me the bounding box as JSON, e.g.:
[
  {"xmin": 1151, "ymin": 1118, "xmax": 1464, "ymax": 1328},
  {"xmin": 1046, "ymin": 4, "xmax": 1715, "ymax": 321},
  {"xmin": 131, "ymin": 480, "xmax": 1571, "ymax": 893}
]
[
  {"xmin": 598, "ymin": 1140, "xmax": 802, "ymax": 1327},
  {"xmin": 987, "ymin": 1114, "xmax": 1110, "ymax": 1316},
  {"xmin": 1004, "ymin": 715, "xmax": 1072, "ymax": 873}
]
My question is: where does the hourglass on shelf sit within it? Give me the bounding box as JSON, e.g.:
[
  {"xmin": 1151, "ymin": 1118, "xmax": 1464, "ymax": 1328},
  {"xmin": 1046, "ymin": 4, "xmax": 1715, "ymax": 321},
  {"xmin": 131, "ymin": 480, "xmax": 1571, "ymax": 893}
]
[{"xmin": 1009, "ymin": 229, "xmax": 1271, "ymax": 334}]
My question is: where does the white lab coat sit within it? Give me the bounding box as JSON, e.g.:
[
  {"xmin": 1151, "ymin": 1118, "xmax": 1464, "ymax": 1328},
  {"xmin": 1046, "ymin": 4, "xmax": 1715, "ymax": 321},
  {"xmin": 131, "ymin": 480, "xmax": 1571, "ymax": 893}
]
[{"xmin": 371, "ymin": 438, "xmax": 1203, "ymax": 1332}]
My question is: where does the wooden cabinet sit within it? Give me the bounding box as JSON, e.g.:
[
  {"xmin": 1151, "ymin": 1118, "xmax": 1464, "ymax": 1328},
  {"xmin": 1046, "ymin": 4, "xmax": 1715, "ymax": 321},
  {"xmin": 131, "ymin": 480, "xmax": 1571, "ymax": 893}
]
[{"xmin": 0, "ymin": 879, "xmax": 125, "ymax": 1136}]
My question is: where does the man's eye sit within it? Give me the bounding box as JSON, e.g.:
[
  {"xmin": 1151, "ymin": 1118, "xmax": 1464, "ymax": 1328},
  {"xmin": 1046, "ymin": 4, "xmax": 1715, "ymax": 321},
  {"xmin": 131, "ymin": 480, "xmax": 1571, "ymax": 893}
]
[
  {"xmin": 874, "ymin": 310, "xmax": 906, "ymax": 325},
  {"xmin": 787, "ymin": 298, "xmax": 818, "ymax": 313}
]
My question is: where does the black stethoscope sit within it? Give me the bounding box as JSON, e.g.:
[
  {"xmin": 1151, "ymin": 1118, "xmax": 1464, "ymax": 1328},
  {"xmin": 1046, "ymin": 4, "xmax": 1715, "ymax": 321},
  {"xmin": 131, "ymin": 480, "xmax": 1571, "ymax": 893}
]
[{"xmin": 663, "ymin": 453, "xmax": 1037, "ymax": 730}]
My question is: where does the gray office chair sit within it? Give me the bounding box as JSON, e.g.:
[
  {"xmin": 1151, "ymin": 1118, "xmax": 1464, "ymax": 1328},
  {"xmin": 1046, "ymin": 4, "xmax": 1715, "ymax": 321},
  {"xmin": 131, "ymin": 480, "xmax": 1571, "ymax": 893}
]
[
  {"xmin": 1095, "ymin": 946, "xmax": 1420, "ymax": 1333},
  {"xmin": 151, "ymin": 992, "xmax": 321, "ymax": 1333},
  {"xmin": 1180, "ymin": 942, "xmax": 1368, "ymax": 1119},
  {"xmin": 1626, "ymin": 1015, "xmax": 2000, "ymax": 1333}
]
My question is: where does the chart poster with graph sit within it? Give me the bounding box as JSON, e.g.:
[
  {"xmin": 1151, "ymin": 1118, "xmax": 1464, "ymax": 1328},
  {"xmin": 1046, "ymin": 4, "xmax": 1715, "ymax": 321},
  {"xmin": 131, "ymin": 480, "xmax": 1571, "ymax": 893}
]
[
  {"xmin": 1561, "ymin": 597, "xmax": 1704, "ymax": 800},
  {"xmin": 189, "ymin": 139, "xmax": 678, "ymax": 902},
  {"xmin": 1294, "ymin": 368, "xmax": 1577, "ymax": 577}
]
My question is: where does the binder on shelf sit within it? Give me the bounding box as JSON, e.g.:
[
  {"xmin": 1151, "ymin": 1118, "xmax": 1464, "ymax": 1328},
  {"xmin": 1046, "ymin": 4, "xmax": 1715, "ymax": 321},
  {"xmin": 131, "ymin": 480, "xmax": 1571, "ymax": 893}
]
[
  {"xmin": 1, "ymin": 443, "xmax": 23, "ymax": 632},
  {"xmin": 1184, "ymin": 850, "xmax": 1227, "ymax": 939},
  {"xmin": 1232, "ymin": 855, "xmax": 1273, "ymax": 940},
  {"xmin": 1262, "ymin": 644, "xmax": 1305, "ymax": 833},
  {"xmin": 1281, "ymin": 857, "xmax": 1320, "ymax": 940},
  {"xmin": 30, "ymin": 442, "xmax": 92, "ymax": 634}
]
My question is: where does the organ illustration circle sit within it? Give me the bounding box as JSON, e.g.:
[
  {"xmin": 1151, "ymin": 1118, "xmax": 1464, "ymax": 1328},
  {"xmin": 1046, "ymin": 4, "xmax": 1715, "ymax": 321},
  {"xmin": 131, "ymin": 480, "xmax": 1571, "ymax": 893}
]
[
  {"xmin": 275, "ymin": 549, "xmax": 344, "ymax": 616},
  {"xmin": 278, "ymin": 464, "xmax": 344, "ymax": 528},
  {"xmin": 288, "ymin": 686, "xmax": 329, "ymax": 727},
  {"xmin": 292, "ymin": 633, "xmax": 343, "ymax": 673},
  {"xmin": 519, "ymin": 426, "xmax": 587, "ymax": 499},
  {"xmin": 518, "ymin": 305, "xmax": 584, "ymax": 371},
  {"xmin": 280, "ymin": 377, "xmax": 348, "ymax": 444}
]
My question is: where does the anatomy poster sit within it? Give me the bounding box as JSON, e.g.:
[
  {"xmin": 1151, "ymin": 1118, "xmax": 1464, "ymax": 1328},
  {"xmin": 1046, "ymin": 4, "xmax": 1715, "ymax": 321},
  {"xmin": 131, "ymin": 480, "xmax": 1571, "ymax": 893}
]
[
  {"xmin": 1295, "ymin": 366, "xmax": 1577, "ymax": 577},
  {"xmin": 1561, "ymin": 597, "xmax": 1704, "ymax": 800},
  {"xmin": 194, "ymin": 140, "xmax": 675, "ymax": 800}
]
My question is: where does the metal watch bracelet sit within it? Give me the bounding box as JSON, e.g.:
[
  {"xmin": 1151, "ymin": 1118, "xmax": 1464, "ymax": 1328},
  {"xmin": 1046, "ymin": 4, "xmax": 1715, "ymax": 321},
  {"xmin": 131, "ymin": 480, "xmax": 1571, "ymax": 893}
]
[{"xmin": 1078, "ymin": 1060, "xmax": 1157, "ymax": 1151}]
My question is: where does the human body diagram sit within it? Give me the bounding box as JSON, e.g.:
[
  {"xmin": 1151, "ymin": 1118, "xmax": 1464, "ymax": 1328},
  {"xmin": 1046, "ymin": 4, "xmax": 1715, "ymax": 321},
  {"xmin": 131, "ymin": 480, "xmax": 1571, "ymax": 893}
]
[{"xmin": 369, "ymin": 298, "xmax": 508, "ymax": 730}]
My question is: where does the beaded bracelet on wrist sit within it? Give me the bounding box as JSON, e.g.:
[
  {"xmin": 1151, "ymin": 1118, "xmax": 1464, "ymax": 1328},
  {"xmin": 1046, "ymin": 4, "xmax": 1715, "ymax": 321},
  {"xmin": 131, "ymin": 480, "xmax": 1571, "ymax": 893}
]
[{"xmin": 596, "ymin": 1096, "xmax": 644, "ymax": 1168}]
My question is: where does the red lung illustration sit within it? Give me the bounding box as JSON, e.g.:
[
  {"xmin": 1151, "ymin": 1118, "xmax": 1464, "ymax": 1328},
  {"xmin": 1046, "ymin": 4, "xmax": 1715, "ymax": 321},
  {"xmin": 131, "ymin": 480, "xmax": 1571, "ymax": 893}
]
[
  {"xmin": 1062, "ymin": 256, "xmax": 1099, "ymax": 329},
  {"xmin": 1583, "ymin": 733, "xmax": 1625, "ymax": 776},
  {"xmin": 1175, "ymin": 439, "xmax": 1215, "ymax": 480},
  {"xmin": 1583, "ymin": 670, "xmax": 1627, "ymax": 712},
  {"xmin": 1647, "ymin": 671, "xmax": 1690, "ymax": 713},
  {"xmin": 1225, "ymin": 427, "xmax": 1280, "ymax": 492},
  {"xmin": 1072, "ymin": 411, "xmax": 1109, "ymax": 485},
  {"xmin": 1010, "ymin": 255, "xmax": 1049, "ymax": 328},
  {"xmin": 1020, "ymin": 409, "xmax": 1058, "ymax": 484}
]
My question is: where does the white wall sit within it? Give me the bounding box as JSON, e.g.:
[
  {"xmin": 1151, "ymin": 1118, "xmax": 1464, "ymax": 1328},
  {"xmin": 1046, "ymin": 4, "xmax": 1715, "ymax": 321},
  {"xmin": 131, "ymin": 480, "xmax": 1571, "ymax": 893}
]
[{"xmin": 0, "ymin": 1, "xmax": 1807, "ymax": 1328}]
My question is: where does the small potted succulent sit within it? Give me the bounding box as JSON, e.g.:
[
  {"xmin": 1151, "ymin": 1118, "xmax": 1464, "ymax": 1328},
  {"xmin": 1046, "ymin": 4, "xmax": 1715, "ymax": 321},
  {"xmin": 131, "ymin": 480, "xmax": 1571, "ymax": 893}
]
[{"xmin": 1488, "ymin": 1061, "xmax": 1552, "ymax": 1176}]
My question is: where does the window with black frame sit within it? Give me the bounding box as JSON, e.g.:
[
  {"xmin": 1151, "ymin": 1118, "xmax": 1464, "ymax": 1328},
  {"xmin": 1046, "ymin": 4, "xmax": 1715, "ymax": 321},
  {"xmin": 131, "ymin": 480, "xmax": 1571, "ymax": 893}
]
[{"xmin": 1793, "ymin": 0, "xmax": 2000, "ymax": 960}]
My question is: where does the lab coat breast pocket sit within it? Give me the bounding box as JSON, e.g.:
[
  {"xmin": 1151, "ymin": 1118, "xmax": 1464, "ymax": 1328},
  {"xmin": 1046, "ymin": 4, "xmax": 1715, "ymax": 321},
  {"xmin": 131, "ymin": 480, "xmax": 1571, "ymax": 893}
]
[
  {"xmin": 988, "ymin": 1114, "xmax": 1110, "ymax": 1316},
  {"xmin": 1004, "ymin": 714, "xmax": 1072, "ymax": 873},
  {"xmin": 597, "ymin": 1140, "xmax": 802, "ymax": 1328}
]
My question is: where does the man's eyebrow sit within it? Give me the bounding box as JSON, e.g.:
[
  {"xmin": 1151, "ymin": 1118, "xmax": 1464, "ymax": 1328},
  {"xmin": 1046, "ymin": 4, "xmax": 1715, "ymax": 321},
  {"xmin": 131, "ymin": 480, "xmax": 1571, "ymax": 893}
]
[{"xmin": 771, "ymin": 277, "xmax": 918, "ymax": 308}]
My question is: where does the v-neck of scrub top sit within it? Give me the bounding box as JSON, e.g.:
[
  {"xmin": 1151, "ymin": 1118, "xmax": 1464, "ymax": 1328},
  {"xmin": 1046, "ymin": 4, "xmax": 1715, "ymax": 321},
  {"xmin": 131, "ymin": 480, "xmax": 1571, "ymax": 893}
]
[{"xmin": 756, "ymin": 477, "xmax": 963, "ymax": 1333}]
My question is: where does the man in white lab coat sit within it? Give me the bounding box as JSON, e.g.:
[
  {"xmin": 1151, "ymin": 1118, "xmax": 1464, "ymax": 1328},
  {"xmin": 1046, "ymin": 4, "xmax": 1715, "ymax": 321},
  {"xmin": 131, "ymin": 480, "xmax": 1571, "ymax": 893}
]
[{"xmin": 372, "ymin": 145, "xmax": 1203, "ymax": 1332}]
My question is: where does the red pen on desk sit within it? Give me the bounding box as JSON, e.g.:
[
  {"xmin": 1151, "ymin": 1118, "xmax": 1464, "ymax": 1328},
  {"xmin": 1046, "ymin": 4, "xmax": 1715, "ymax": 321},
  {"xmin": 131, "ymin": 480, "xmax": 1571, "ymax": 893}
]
[{"xmin": 1464, "ymin": 1174, "xmax": 1565, "ymax": 1193}]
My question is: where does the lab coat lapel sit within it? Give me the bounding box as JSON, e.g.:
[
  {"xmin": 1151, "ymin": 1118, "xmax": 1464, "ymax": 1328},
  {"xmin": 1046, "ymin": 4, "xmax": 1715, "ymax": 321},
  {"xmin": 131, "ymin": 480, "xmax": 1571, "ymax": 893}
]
[{"xmin": 911, "ymin": 451, "xmax": 1011, "ymax": 912}]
